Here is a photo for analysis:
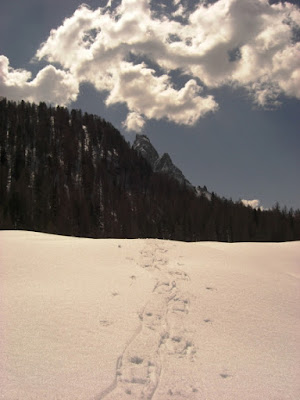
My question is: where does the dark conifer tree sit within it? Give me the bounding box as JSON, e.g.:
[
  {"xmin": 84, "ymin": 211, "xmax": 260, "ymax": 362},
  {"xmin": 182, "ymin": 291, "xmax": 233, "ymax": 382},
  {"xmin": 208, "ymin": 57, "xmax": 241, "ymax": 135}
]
[{"xmin": 0, "ymin": 98, "xmax": 299, "ymax": 242}]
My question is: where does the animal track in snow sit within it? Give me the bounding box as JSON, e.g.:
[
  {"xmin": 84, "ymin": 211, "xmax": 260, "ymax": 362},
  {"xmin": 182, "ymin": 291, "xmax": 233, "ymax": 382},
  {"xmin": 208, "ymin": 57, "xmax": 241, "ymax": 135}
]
[
  {"xmin": 220, "ymin": 372, "xmax": 232, "ymax": 379},
  {"xmin": 206, "ymin": 286, "xmax": 217, "ymax": 291},
  {"xmin": 99, "ymin": 319, "xmax": 112, "ymax": 327}
]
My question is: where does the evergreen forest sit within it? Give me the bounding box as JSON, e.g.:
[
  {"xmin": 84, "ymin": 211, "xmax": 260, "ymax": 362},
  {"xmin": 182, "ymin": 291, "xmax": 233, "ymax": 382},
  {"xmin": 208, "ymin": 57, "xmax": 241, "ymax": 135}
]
[{"xmin": 1, "ymin": 98, "xmax": 299, "ymax": 242}]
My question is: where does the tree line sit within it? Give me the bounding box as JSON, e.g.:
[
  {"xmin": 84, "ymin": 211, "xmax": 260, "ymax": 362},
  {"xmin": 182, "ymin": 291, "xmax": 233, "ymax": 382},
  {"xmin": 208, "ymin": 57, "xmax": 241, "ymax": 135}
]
[{"xmin": 0, "ymin": 98, "xmax": 299, "ymax": 241}]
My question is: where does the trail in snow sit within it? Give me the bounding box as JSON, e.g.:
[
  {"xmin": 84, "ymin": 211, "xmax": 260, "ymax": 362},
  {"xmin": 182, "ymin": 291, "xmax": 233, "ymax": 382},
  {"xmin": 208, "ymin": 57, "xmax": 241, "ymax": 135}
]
[
  {"xmin": 2, "ymin": 233, "xmax": 299, "ymax": 400},
  {"xmin": 97, "ymin": 241, "xmax": 197, "ymax": 400}
]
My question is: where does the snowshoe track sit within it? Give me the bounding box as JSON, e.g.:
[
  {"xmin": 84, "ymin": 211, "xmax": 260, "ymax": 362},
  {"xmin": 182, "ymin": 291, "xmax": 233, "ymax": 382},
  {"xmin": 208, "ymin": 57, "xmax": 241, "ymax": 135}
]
[{"xmin": 97, "ymin": 241, "xmax": 196, "ymax": 400}]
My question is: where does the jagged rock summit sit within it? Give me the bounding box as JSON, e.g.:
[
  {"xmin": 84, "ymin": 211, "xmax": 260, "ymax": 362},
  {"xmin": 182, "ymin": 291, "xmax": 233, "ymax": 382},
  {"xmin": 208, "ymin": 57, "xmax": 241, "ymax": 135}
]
[
  {"xmin": 154, "ymin": 152, "xmax": 188, "ymax": 186},
  {"xmin": 133, "ymin": 134, "xmax": 190, "ymax": 186},
  {"xmin": 133, "ymin": 134, "xmax": 212, "ymax": 200},
  {"xmin": 132, "ymin": 134, "xmax": 159, "ymax": 169}
]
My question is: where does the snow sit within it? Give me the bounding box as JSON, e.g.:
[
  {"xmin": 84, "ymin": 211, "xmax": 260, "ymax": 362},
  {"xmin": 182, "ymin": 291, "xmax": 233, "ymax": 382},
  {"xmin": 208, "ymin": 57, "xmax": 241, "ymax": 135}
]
[{"xmin": 0, "ymin": 231, "xmax": 299, "ymax": 400}]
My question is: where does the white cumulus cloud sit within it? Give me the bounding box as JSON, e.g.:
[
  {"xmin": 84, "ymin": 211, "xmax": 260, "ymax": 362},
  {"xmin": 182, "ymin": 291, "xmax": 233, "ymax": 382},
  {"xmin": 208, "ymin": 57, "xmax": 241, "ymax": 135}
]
[
  {"xmin": 241, "ymin": 199, "xmax": 264, "ymax": 210},
  {"xmin": 123, "ymin": 111, "xmax": 145, "ymax": 132},
  {"xmin": 105, "ymin": 62, "xmax": 218, "ymax": 125},
  {"xmin": 0, "ymin": 56, "xmax": 79, "ymax": 105},
  {"xmin": 1, "ymin": 0, "xmax": 300, "ymax": 131}
]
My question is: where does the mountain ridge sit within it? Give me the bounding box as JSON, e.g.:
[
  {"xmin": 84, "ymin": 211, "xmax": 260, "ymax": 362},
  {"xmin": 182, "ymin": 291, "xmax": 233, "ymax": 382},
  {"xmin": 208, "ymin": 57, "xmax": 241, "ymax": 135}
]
[
  {"xmin": 133, "ymin": 134, "xmax": 211, "ymax": 199},
  {"xmin": 133, "ymin": 134, "xmax": 190, "ymax": 186},
  {"xmin": 0, "ymin": 97, "xmax": 299, "ymax": 242}
]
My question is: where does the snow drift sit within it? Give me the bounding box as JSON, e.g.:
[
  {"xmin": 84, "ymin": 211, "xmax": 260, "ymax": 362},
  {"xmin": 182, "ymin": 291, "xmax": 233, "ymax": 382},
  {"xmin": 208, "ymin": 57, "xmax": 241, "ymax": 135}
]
[{"xmin": 0, "ymin": 231, "xmax": 299, "ymax": 399}]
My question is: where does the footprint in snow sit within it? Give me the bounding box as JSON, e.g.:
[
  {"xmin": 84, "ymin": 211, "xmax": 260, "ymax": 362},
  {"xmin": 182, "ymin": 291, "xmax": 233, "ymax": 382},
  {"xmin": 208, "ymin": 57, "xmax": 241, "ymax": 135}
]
[
  {"xmin": 220, "ymin": 373, "xmax": 232, "ymax": 379},
  {"xmin": 130, "ymin": 356, "xmax": 143, "ymax": 365},
  {"xmin": 99, "ymin": 319, "xmax": 112, "ymax": 327}
]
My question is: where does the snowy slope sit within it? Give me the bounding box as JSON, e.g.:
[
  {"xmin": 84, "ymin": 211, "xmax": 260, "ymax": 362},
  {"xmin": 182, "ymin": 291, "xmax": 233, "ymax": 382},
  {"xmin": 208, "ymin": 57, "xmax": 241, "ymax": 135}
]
[{"xmin": 0, "ymin": 231, "xmax": 299, "ymax": 400}]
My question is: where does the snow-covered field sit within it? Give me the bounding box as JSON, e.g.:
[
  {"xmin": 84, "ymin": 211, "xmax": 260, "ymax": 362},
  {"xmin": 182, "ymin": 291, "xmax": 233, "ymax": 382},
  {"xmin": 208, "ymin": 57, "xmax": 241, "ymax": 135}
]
[{"xmin": 0, "ymin": 231, "xmax": 299, "ymax": 400}]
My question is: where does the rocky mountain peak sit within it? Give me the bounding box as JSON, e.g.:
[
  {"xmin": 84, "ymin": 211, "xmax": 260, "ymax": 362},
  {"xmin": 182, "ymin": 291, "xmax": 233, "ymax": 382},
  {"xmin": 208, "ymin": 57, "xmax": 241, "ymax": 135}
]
[
  {"xmin": 155, "ymin": 153, "xmax": 188, "ymax": 186},
  {"xmin": 133, "ymin": 134, "xmax": 213, "ymax": 199},
  {"xmin": 132, "ymin": 134, "xmax": 159, "ymax": 169},
  {"xmin": 133, "ymin": 134, "xmax": 191, "ymax": 187}
]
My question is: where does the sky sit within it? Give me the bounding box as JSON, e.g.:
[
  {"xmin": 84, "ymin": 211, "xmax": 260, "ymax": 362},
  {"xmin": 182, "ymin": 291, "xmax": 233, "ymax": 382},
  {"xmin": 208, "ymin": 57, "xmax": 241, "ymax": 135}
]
[{"xmin": 0, "ymin": 0, "xmax": 299, "ymax": 210}]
